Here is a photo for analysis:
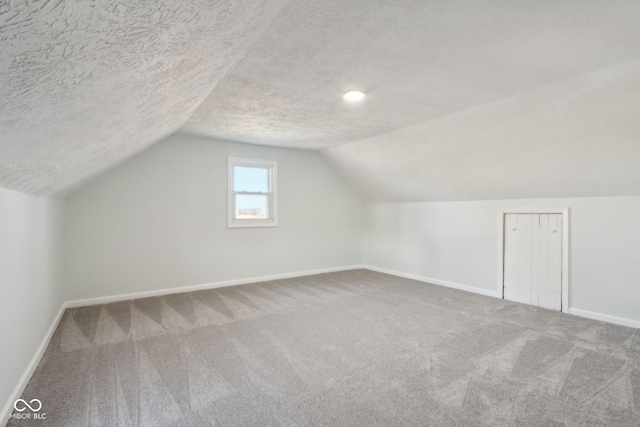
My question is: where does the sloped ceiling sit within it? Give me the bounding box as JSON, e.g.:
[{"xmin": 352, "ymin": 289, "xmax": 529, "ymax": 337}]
[
  {"xmin": 183, "ymin": 0, "xmax": 640, "ymax": 148},
  {"xmin": 0, "ymin": 0, "xmax": 285, "ymax": 197},
  {"xmin": 1, "ymin": 0, "xmax": 640, "ymax": 199},
  {"xmin": 322, "ymin": 60, "xmax": 640, "ymax": 202}
]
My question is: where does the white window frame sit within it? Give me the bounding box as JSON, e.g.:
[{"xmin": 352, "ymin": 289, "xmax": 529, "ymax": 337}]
[{"xmin": 228, "ymin": 156, "xmax": 278, "ymax": 228}]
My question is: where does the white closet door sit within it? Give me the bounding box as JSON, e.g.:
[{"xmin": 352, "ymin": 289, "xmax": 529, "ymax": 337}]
[
  {"xmin": 538, "ymin": 214, "xmax": 563, "ymax": 310},
  {"xmin": 503, "ymin": 213, "xmax": 562, "ymax": 311}
]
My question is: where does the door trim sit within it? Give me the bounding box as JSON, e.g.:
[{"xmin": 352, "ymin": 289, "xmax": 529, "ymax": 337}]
[{"xmin": 497, "ymin": 207, "xmax": 570, "ymax": 313}]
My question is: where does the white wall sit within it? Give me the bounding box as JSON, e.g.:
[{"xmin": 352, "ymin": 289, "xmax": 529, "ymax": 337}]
[
  {"xmin": 64, "ymin": 133, "xmax": 364, "ymax": 301},
  {"xmin": 0, "ymin": 187, "xmax": 65, "ymax": 420},
  {"xmin": 365, "ymin": 196, "xmax": 640, "ymax": 324}
]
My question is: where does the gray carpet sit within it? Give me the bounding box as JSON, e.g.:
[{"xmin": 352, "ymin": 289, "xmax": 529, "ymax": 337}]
[{"xmin": 8, "ymin": 270, "xmax": 640, "ymax": 426}]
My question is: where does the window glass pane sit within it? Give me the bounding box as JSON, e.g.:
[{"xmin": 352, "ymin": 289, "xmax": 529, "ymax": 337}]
[
  {"xmin": 234, "ymin": 166, "xmax": 269, "ymax": 192},
  {"xmin": 235, "ymin": 194, "xmax": 270, "ymax": 219}
]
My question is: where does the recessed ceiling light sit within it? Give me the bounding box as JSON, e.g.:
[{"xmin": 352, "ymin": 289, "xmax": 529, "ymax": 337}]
[{"xmin": 343, "ymin": 90, "xmax": 366, "ymax": 102}]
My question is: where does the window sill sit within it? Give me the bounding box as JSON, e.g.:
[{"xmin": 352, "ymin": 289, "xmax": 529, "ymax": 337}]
[{"xmin": 228, "ymin": 220, "xmax": 278, "ymax": 228}]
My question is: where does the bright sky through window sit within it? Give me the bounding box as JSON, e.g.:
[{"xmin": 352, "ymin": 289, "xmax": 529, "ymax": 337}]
[
  {"xmin": 228, "ymin": 157, "xmax": 277, "ymax": 228},
  {"xmin": 234, "ymin": 166, "xmax": 268, "ymax": 192},
  {"xmin": 234, "ymin": 166, "xmax": 270, "ymax": 218}
]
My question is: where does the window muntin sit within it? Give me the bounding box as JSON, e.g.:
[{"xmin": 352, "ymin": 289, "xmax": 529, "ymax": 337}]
[{"xmin": 228, "ymin": 157, "xmax": 277, "ymax": 228}]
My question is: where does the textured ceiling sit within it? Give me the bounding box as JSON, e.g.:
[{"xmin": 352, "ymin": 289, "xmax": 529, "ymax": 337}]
[
  {"xmin": 322, "ymin": 60, "xmax": 640, "ymax": 202},
  {"xmin": 182, "ymin": 0, "xmax": 640, "ymax": 149},
  {"xmin": 0, "ymin": 0, "xmax": 284, "ymax": 197},
  {"xmin": 2, "ymin": 0, "xmax": 640, "ymax": 198}
]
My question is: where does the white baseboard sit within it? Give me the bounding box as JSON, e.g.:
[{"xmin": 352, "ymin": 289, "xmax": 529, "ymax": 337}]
[
  {"xmin": 65, "ymin": 265, "xmax": 366, "ymax": 308},
  {"xmin": 4, "ymin": 265, "xmax": 637, "ymax": 426},
  {"xmin": 363, "ymin": 265, "xmax": 500, "ymax": 298},
  {"xmin": 568, "ymin": 308, "xmax": 640, "ymax": 329},
  {"xmin": 2, "ymin": 265, "xmax": 365, "ymax": 426},
  {"xmin": 1, "ymin": 304, "xmax": 67, "ymax": 427},
  {"xmin": 363, "ymin": 265, "xmax": 640, "ymax": 330}
]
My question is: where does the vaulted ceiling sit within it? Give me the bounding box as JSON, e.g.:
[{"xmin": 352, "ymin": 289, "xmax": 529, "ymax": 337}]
[
  {"xmin": 0, "ymin": 0, "xmax": 286, "ymax": 196},
  {"xmin": 1, "ymin": 0, "xmax": 640, "ymax": 199}
]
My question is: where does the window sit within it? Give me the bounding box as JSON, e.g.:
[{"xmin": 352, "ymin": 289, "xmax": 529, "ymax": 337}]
[{"xmin": 228, "ymin": 157, "xmax": 277, "ymax": 228}]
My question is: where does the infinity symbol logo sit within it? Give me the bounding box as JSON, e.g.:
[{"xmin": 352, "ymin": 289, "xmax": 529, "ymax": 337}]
[{"xmin": 14, "ymin": 399, "xmax": 42, "ymax": 412}]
